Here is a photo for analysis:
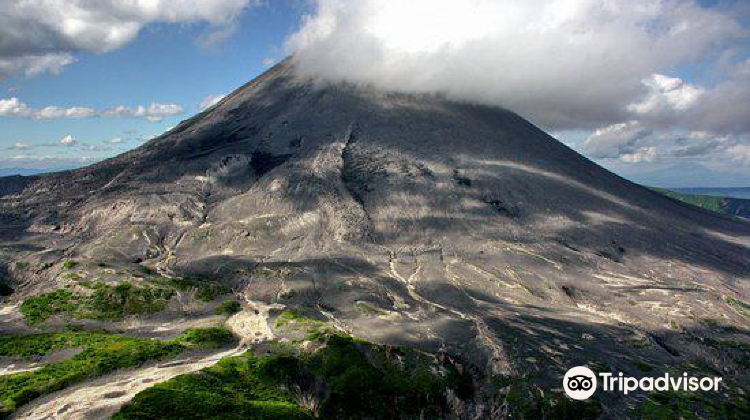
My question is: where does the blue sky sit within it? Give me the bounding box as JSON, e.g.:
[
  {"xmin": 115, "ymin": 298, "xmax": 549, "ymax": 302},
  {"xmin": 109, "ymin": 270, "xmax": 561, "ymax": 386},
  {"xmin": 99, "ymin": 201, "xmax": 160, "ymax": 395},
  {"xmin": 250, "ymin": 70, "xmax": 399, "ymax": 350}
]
[
  {"xmin": 0, "ymin": 1, "xmax": 303, "ymax": 171},
  {"xmin": 1, "ymin": 0, "xmax": 748, "ymax": 187}
]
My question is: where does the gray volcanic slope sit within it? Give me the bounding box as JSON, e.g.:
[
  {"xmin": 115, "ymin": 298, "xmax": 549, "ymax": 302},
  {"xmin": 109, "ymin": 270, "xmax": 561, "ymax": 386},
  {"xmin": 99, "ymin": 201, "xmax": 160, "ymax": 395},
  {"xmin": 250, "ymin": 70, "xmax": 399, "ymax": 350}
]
[{"xmin": 1, "ymin": 59, "xmax": 749, "ymax": 416}]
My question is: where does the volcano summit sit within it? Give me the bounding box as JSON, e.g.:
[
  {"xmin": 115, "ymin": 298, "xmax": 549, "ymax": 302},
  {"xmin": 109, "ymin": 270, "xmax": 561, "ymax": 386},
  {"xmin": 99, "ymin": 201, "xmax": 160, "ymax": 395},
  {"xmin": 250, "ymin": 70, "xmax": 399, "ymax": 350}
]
[{"xmin": 0, "ymin": 59, "xmax": 748, "ymax": 419}]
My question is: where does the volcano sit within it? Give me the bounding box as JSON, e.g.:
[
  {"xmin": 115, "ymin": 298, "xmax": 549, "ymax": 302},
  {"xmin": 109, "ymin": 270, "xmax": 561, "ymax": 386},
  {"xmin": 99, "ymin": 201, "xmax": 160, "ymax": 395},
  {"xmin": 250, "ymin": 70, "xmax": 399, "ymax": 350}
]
[{"xmin": 1, "ymin": 59, "xmax": 748, "ymax": 419}]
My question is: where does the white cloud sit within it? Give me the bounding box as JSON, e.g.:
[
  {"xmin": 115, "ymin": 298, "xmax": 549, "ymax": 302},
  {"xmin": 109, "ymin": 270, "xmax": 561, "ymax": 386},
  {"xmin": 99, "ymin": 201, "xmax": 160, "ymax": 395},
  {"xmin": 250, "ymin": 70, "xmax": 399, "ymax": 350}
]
[
  {"xmin": 80, "ymin": 143, "xmax": 110, "ymax": 152},
  {"xmin": 8, "ymin": 141, "xmax": 31, "ymax": 150},
  {"xmin": 101, "ymin": 103, "xmax": 184, "ymax": 122},
  {"xmin": 0, "ymin": 53, "xmax": 75, "ymax": 79},
  {"xmin": 35, "ymin": 105, "xmax": 97, "ymax": 119},
  {"xmin": 288, "ymin": 0, "xmax": 746, "ymax": 132},
  {"xmin": 58, "ymin": 135, "xmax": 76, "ymax": 146},
  {"xmin": 580, "ymin": 121, "xmax": 652, "ymax": 159},
  {"xmin": 0, "ymin": 0, "xmax": 261, "ymax": 80},
  {"xmin": 0, "ymin": 97, "xmax": 29, "ymax": 116},
  {"xmin": 0, "ymin": 155, "xmax": 97, "ymax": 170},
  {"xmin": 580, "ymin": 124, "xmax": 750, "ymax": 169},
  {"xmin": 726, "ymin": 144, "xmax": 750, "ymax": 166},
  {"xmin": 628, "ymin": 74, "xmax": 705, "ymax": 117},
  {"xmin": 620, "ymin": 147, "xmax": 659, "ymax": 163},
  {"xmin": 144, "ymin": 103, "xmax": 184, "ymax": 121},
  {"xmin": 108, "ymin": 137, "xmax": 125, "ymax": 144},
  {"xmin": 199, "ymin": 94, "xmax": 226, "ymax": 110},
  {"xmin": 0, "ymin": 97, "xmax": 183, "ymax": 122}
]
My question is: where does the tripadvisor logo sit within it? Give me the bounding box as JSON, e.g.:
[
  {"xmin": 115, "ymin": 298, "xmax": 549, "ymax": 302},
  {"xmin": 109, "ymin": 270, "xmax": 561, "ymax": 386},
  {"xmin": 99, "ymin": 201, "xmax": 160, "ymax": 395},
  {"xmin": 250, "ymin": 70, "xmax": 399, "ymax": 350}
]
[
  {"xmin": 563, "ymin": 366, "xmax": 597, "ymax": 400},
  {"xmin": 563, "ymin": 366, "xmax": 722, "ymax": 400}
]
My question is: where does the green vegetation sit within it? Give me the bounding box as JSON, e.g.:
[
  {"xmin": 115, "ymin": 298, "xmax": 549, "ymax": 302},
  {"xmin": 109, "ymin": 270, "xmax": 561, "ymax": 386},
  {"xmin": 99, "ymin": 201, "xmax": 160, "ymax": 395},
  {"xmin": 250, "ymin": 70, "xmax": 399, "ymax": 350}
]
[
  {"xmin": 115, "ymin": 333, "xmax": 470, "ymax": 420},
  {"xmin": 634, "ymin": 360, "xmax": 654, "ymax": 372},
  {"xmin": 20, "ymin": 289, "xmax": 79, "ymax": 325},
  {"xmin": 20, "ymin": 274, "xmax": 237, "ymax": 325},
  {"xmin": 13, "ymin": 262, "xmax": 29, "ymax": 271},
  {"xmin": 111, "ymin": 322, "xmax": 605, "ymax": 420},
  {"xmin": 638, "ymin": 390, "xmax": 748, "ymax": 420},
  {"xmin": 113, "ymin": 351, "xmax": 313, "ymax": 420},
  {"xmin": 20, "ymin": 283, "xmax": 174, "ymax": 325},
  {"xmin": 504, "ymin": 385, "xmax": 601, "ymax": 420},
  {"xmin": 87, "ymin": 282, "xmax": 173, "ymax": 320},
  {"xmin": 0, "ymin": 328, "xmax": 235, "ymax": 418},
  {"xmin": 272, "ymin": 310, "xmax": 323, "ymax": 329},
  {"xmin": 215, "ymin": 299, "xmax": 241, "ymax": 316},
  {"xmin": 137, "ymin": 266, "xmax": 155, "ymax": 276},
  {"xmin": 270, "ymin": 310, "xmax": 337, "ymax": 341},
  {"xmin": 650, "ymin": 187, "xmax": 749, "ymax": 218},
  {"xmin": 705, "ymin": 339, "xmax": 750, "ymax": 368},
  {"xmin": 669, "ymin": 319, "xmax": 681, "ymax": 330},
  {"xmin": 354, "ymin": 301, "xmax": 388, "ymax": 316},
  {"xmin": 726, "ymin": 297, "xmax": 750, "ymax": 318},
  {"xmin": 62, "ymin": 260, "xmax": 78, "ymax": 270},
  {"xmin": 167, "ymin": 277, "xmax": 231, "ymax": 302},
  {"xmin": 176, "ymin": 327, "xmax": 235, "ymax": 348}
]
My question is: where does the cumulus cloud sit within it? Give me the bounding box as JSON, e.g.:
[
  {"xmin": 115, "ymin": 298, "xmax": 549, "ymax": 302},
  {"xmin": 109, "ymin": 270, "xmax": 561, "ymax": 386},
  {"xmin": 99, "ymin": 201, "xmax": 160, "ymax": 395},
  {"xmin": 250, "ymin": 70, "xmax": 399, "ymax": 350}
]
[
  {"xmin": 288, "ymin": 0, "xmax": 747, "ymax": 134},
  {"xmin": 0, "ymin": 97, "xmax": 183, "ymax": 122},
  {"xmin": 80, "ymin": 143, "xmax": 110, "ymax": 152},
  {"xmin": 0, "ymin": 0, "xmax": 261, "ymax": 79},
  {"xmin": 620, "ymin": 147, "xmax": 659, "ymax": 163},
  {"xmin": 0, "ymin": 155, "xmax": 98, "ymax": 170},
  {"xmin": 101, "ymin": 103, "xmax": 184, "ymax": 122},
  {"xmin": 580, "ymin": 122, "xmax": 653, "ymax": 159},
  {"xmin": 7, "ymin": 141, "xmax": 31, "ymax": 150},
  {"xmin": 726, "ymin": 144, "xmax": 750, "ymax": 166},
  {"xmin": 58, "ymin": 135, "xmax": 76, "ymax": 147},
  {"xmin": 583, "ymin": 123, "xmax": 748, "ymax": 167},
  {"xmin": 199, "ymin": 93, "xmax": 226, "ymax": 110},
  {"xmin": 628, "ymin": 74, "xmax": 705, "ymax": 120},
  {"xmin": 0, "ymin": 53, "xmax": 75, "ymax": 79}
]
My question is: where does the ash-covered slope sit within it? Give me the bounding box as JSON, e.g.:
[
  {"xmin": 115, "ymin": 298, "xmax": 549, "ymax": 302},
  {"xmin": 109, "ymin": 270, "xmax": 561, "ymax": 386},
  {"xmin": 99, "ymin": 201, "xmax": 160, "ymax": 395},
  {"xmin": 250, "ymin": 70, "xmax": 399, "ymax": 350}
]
[{"xmin": 1, "ymin": 59, "xmax": 748, "ymax": 418}]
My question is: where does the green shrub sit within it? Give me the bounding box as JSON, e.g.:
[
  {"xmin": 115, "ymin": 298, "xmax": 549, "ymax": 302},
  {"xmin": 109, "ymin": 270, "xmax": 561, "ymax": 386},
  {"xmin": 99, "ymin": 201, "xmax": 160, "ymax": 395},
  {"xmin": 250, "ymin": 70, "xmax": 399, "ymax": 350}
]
[
  {"xmin": 638, "ymin": 389, "xmax": 748, "ymax": 420},
  {"xmin": 726, "ymin": 297, "xmax": 750, "ymax": 318},
  {"xmin": 505, "ymin": 385, "xmax": 601, "ymax": 420},
  {"xmin": 20, "ymin": 283, "xmax": 174, "ymax": 325},
  {"xmin": 14, "ymin": 262, "xmax": 30, "ymax": 271},
  {"xmin": 635, "ymin": 361, "xmax": 654, "ymax": 372},
  {"xmin": 215, "ymin": 299, "xmax": 241, "ymax": 316},
  {"xmin": 138, "ymin": 266, "xmax": 155, "ymax": 276},
  {"xmin": 115, "ymin": 333, "xmax": 467, "ymax": 420},
  {"xmin": 272, "ymin": 310, "xmax": 323, "ymax": 329},
  {"xmin": 176, "ymin": 327, "xmax": 235, "ymax": 348},
  {"xmin": 86, "ymin": 282, "xmax": 173, "ymax": 320},
  {"xmin": 20, "ymin": 290, "xmax": 80, "ymax": 325},
  {"xmin": 113, "ymin": 353, "xmax": 311, "ymax": 420},
  {"xmin": 62, "ymin": 260, "xmax": 78, "ymax": 270},
  {"xmin": 0, "ymin": 328, "xmax": 233, "ymax": 418},
  {"xmin": 167, "ymin": 277, "xmax": 230, "ymax": 302}
]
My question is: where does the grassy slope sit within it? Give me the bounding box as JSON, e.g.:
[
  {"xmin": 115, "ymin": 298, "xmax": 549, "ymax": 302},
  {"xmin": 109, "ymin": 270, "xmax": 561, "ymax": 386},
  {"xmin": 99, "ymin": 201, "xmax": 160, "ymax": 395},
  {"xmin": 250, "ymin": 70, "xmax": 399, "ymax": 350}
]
[
  {"xmin": 0, "ymin": 327, "xmax": 234, "ymax": 418},
  {"xmin": 650, "ymin": 187, "xmax": 749, "ymax": 218},
  {"xmin": 115, "ymin": 312, "xmax": 602, "ymax": 420}
]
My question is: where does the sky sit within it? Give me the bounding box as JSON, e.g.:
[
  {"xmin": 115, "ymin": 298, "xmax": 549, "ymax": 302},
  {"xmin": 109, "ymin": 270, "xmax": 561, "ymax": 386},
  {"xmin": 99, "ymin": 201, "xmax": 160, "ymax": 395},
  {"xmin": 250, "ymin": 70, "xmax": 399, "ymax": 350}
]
[{"xmin": 0, "ymin": 0, "xmax": 748, "ymax": 187}]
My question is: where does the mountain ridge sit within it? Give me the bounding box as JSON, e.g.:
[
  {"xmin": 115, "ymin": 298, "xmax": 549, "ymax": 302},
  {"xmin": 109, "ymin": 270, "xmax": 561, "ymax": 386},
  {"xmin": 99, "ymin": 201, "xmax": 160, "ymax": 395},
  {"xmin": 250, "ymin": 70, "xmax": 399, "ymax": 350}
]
[{"xmin": 0, "ymin": 59, "xmax": 748, "ymax": 419}]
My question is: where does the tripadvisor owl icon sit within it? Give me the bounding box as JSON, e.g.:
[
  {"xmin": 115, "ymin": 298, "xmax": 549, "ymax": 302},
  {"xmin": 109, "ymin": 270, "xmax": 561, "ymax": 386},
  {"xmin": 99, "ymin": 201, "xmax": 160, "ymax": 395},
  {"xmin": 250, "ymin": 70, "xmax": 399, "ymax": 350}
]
[{"xmin": 563, "ymin": 366, "xmax": 597, "ymax": 400}]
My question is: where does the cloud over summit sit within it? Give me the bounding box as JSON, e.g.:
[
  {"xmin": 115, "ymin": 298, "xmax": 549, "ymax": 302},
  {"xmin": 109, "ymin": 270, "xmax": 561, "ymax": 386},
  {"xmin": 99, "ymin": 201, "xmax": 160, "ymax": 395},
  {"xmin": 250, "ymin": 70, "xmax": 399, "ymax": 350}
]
[{"xmin": 288, "ymin": 0, "xmax": 748, "ymax": 135}]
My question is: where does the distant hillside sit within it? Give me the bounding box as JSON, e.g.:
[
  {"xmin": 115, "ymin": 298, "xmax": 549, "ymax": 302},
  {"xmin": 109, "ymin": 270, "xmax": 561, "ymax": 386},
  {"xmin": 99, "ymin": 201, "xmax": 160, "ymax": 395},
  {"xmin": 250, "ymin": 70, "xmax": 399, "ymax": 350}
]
[
  {"xmin": 673, "ymin": 187, "xmax": 750, "ymax": 199},
  {"xmin": 651, "ymin": 187, "xmax": 750, "ymax": 218},
  {"xmin": 624, "ymin": 162, "xmax": 748, "ymax": 188}
]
